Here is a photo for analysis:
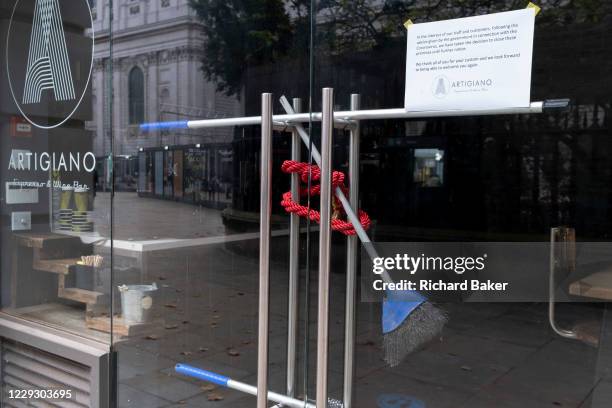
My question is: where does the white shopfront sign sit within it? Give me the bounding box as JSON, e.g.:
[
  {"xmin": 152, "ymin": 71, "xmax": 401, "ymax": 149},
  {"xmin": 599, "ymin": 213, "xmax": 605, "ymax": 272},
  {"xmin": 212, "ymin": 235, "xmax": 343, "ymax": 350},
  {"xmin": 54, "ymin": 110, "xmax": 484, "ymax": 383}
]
[{"xmin": 405, "ymin": 8, "xmax": 536, "ymax": 111}]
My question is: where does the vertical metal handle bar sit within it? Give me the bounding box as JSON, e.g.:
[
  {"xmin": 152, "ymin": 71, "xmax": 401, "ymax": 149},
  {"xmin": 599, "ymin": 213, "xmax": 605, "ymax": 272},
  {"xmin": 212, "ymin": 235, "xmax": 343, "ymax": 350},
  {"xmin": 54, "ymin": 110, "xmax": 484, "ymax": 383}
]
[
  {"xmin": 258, "ymin": 93, "xmax": 273, "ymax": 408},
  {"xmin": 279, "ymin": 96, "xmax": 394, "ymax": 286},
  {"xmin": 317, "ymin": 88, "xmax": 334, "ymax": 408},
  {"xmin": 343, "ymin": 94, "xmax": 360, "ymax": 408},
  {"xmin": 549, "ymin": 228, "xmax": 578, "ymax": 339},
  {"xmin": 287, "ymin": 98, "xmax": 302, "ymax": 398}
]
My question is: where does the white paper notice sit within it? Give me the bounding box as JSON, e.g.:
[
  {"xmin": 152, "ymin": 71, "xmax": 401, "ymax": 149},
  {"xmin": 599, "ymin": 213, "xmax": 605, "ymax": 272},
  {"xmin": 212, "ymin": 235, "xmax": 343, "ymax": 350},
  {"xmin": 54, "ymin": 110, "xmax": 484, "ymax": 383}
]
[{"xmin": 404, "ymin": 9, "xmax": 535, "ymax": 112}]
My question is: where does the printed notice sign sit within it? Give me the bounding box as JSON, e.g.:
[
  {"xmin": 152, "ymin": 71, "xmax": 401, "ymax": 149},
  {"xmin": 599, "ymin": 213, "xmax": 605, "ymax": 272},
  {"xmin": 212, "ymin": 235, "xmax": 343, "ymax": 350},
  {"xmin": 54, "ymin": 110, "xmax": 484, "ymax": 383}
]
[{"xmin": 404, "ymin": 9, "xmax": 535, "ymax": 111}]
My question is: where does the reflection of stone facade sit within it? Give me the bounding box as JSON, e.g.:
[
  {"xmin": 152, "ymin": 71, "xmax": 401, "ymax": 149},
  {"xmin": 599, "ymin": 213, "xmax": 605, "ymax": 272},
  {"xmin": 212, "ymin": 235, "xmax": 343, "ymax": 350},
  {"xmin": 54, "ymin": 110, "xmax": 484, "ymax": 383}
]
[{"xmin": 91, "ymin": 0, "xmax": 240, "ymax": 157}]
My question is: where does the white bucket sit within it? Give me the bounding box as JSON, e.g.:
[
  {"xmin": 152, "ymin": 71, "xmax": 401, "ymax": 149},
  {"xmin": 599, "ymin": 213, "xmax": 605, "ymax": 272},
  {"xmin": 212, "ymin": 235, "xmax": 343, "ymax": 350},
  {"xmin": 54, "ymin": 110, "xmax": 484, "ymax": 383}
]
[{"xmin": 118, "ymin": 283, "xmax": 158, "ymax": 324}]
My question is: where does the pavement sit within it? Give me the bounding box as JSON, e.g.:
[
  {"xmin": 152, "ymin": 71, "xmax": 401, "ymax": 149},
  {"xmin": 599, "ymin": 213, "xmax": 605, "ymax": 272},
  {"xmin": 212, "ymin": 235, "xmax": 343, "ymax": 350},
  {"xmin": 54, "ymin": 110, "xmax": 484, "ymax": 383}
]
[{"xmin": 90, "ymin": 192, "xmax": 228, "ymax": 241}]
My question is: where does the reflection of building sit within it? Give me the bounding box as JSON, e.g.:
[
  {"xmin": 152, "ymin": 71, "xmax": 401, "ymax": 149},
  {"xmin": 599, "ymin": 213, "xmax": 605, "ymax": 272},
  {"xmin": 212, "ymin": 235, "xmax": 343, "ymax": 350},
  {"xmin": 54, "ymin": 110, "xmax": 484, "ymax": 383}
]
[
  {"xmin": 138, "ymin": 143, "xmax": 233, "ymax": 209},
  {"xmin": 90, "ymin": 0, "xmax": 240, "ymax": 159}
]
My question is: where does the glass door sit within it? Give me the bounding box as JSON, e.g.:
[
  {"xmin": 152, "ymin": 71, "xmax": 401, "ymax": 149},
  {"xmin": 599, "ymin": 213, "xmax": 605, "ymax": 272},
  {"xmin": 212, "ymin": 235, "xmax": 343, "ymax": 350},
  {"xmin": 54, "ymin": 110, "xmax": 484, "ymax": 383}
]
[
  {"xmin": 106, "ymin": 0, "xmax": 317, "ymax": 406},
  {"xmin": 310, "ymin": 2, "xmax": 612, "ymax": 408}
]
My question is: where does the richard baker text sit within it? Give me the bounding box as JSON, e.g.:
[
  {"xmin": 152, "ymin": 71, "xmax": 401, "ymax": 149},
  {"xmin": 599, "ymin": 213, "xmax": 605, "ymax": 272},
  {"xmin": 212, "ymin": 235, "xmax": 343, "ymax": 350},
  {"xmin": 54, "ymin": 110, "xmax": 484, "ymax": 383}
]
[{"xmin": 373, "ymin": 279, "xmax": 508, "ymax": 292}]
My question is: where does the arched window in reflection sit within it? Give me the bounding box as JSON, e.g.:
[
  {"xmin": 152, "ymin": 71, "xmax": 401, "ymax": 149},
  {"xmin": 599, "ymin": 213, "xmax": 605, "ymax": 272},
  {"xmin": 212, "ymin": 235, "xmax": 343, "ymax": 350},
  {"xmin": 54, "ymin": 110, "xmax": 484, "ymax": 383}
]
[{"xmin": 128, "ymin": 67, "xmax": 145, "ymax": 124}]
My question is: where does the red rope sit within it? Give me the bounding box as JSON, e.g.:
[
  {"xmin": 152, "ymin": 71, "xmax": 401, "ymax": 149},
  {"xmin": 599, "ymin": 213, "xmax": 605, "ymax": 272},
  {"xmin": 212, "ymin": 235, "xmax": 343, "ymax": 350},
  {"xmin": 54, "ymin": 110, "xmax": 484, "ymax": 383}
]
[{"xmin": 280, "ymin": 160, "xmax": 371, "ymax": 236}]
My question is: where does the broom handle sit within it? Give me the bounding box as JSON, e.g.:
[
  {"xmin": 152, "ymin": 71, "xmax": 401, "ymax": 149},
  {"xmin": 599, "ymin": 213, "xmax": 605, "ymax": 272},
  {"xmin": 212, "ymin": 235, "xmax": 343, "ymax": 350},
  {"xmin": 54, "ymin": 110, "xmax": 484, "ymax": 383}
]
[
  {"xmin": 280, "ymin": 96, "xmax": 420, "ymax": 293},
  {"xmin": 176, "ymin": 364, "xmax": 316, "ymax": 408}
]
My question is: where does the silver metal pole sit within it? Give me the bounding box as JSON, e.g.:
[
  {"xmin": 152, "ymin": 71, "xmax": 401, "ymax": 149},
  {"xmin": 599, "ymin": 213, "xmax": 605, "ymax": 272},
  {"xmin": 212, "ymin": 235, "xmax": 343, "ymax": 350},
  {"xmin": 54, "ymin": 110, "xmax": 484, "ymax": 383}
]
[
  {"xmin": 287, "ymin": 97, "xmax": 302, "ymax": 398},
  {"xmin": 166, "ymin": 102, "xmax": 549, "ymax": 129},
  {"xmin": 317, "ymin": 88, "xmax": 334, "ymax": 408},
  {"xmin": 141, "ymin": 101, "xmax": 565, "ymax": 132},
  {"xmin": 258, "ymin": 93, "xmax": 273, "ymax": 408},
  {"xmin": 232, "ymin": 379, "xmax": 317, "ymax": 408},
  {"xmin": 343, "ymin": 94, "xmax": 360, "ymax": 408}
]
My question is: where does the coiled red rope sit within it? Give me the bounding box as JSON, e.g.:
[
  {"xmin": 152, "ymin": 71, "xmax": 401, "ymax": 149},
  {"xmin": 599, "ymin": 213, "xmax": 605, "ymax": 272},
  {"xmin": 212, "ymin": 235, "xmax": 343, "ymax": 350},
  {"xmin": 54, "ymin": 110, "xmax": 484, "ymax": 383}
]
[{"xmin": 280, "ymin": 160, "xmax": 371, "ymax": 236}]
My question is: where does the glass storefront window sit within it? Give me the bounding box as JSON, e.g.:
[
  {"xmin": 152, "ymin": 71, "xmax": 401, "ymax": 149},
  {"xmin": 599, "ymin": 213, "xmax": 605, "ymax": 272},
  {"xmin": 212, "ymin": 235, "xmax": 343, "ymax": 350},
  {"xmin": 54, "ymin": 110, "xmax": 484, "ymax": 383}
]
[
  {"xmin": 1, "ymin": 1, "xmax": 611, "ymax": 407},
  {"xmin": 1, "ymin": 0, "xmax": 112, "ymax": 346}
]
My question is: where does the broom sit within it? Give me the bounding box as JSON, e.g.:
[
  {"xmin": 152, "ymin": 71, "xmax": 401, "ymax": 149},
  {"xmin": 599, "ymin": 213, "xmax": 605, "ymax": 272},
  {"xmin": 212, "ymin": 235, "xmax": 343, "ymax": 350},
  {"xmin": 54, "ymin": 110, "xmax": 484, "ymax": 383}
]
[{"xmin": 279, "ymin": 96, "xmax": 447, "ymax": 367}]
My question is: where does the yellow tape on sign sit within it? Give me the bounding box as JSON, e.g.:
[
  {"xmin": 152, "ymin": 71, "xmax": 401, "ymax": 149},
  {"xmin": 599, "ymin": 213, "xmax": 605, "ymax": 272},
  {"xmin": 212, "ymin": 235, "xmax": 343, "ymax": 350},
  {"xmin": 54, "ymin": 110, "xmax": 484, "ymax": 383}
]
[
  {"xmin": 404, "ymin": 19, "xmax": 413, "ymax": 29},
  {"xmin": 527, "ymin": 2, "xmax": 541, "ymax": 15}
]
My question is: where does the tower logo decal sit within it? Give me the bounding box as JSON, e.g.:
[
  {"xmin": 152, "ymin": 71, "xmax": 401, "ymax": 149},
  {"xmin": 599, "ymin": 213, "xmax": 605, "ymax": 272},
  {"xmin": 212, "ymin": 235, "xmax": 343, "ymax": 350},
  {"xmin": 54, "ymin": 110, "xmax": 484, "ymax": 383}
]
[
  {"xmin": 6, "ymin": 0, "xmax": 94, "ymax": 129},
  {"xmin": 23, "ymin": 0, "xmax": 76, "ymax": 104}
]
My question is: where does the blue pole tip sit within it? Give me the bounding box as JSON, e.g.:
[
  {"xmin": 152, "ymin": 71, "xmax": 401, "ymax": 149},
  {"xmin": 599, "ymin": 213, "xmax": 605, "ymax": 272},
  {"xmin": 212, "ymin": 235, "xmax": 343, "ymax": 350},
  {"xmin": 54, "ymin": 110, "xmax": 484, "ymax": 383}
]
[
  {"xmin": 140, "ymin": 121, "xmax": 189, "ymax": 131},
  {"xmin": 175, "ymin": 364, "xmax": 230, "ymax": 387}
]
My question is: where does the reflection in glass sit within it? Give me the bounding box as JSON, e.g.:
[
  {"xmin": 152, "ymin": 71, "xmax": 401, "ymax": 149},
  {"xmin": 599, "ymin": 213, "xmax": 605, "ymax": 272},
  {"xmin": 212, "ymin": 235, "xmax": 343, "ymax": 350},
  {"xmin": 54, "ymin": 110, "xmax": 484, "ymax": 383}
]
[
  {"xmin": 128, "ymin": 66, "xmax": 145, "ymax": 125},
  {"xmin": 414, "ymin": 148, "xmax": 444, "ymax": 187}
]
